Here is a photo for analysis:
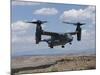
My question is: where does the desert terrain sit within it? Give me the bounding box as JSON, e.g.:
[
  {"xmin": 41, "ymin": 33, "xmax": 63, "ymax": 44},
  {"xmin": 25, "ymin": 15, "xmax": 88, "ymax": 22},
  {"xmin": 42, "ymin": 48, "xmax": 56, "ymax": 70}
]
[{"xmin": 11, "ymin": 54, "xmax": 96, "ymax": 75}]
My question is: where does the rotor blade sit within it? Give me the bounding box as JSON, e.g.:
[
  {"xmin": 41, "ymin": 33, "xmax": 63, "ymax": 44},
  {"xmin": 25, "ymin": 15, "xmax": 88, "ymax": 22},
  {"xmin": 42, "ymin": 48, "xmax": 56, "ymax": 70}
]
[
  {"xmin": 80, "ymin": 23, "xmax": 86, "ymax": 25},
  {"xmin": 63, "ymin": 21, "xmax": 76, "ymax": 24},
  {"xmin": 41, "ymin": 21, "xmax": 47, "ymax": 24},
  {"xmin": 63, "ymin": 21, "xmax": 86, "ymax": 26},
  {"xmin": 26, "ymin": 21, "xmax": 37, "ymax": 24},
  {"xmin": 74, "ymin": 23, "xmax": 86, "ymax": 26}
]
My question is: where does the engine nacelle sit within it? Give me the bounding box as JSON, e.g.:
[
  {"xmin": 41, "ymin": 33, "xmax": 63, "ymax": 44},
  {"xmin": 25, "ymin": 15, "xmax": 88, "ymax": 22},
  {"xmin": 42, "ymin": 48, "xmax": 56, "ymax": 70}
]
[
  {"xmin": 35, "ymin": 24, "xmax": 43, "ymax": 44},
  {"xmin": 76, "ymin": 27, "xmax": 81, "ymax": 41}
]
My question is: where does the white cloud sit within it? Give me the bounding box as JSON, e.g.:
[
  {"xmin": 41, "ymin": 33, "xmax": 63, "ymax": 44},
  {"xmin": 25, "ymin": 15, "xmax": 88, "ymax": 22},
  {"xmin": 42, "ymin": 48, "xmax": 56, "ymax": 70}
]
[
  {"xmin": 82, "ymin": 29, "xmax": 95, "ymax": 41},
  {"xmin": 12, "ymin": 20, "xmax": 46, "ymax": 32},
  {"xmin": 12, "ymin": 1, "xmax": 40, "ymax": 6},
  {"xmin": 34, "ymin": 8, "xmax": 58, "ymax": 15},
  {"xmin": 12, "ymin": 21, "xmax": 36, "ymax": 44},
  {"xmin": 60, "ymin": 6, "xmax": 95, "ymax": 24},
  {"xmin": 12, "ymin": 21, "xmax": 35, "ymax": 32},
  {"xmin": 80, "ymin": 29, "xmax": 95, "ymax": 49},
  {"xmin": 12, "ymin": 20, "xmax": 46, "ymax": 44},
  {"xmin": 12, "ymin": 35, "xmax": 35, "ymax": 43}
]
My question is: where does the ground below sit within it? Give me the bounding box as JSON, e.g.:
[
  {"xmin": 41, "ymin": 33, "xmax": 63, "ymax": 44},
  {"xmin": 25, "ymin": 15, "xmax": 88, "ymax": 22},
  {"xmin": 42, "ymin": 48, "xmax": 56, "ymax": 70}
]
[{"xmin": 11, "ymin": 55, "xmax": 96, "ymax": 75}]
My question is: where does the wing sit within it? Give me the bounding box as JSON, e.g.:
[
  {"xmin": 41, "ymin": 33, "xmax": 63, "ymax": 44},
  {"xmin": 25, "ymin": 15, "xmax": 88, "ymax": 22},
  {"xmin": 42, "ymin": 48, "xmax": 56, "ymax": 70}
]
[
  {"xmin": 42, "ymin": 31, "xmax": 77, "ymax": 36},
  {"xmin": 42, "ymin": 31, "xmax": 59, "ymax": 36},
  {"xmin": 65, "ymin": 31, "xmax": 78, "ymax": 35}
]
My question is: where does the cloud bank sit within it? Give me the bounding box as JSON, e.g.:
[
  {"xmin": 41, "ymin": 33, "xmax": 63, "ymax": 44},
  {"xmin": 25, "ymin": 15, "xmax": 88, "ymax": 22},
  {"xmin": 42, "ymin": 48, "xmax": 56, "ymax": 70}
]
[
  {"xmin": 12, "ymin": 21, "xmax": 36, "ymax": 43},
  {"xmin": 60, "ymin": 6, "xmax": 95, "ymax": 24},
  {"xmin": 12, "ymin": 20, "xmax": 46, "ymax": 44}
]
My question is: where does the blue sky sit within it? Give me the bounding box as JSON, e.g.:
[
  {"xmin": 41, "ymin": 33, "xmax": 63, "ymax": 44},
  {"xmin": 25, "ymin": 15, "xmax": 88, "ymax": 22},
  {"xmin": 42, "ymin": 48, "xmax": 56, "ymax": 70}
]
[{"xmin": 11, "ymin": 1, "xmax": 96, "ymax": 56}]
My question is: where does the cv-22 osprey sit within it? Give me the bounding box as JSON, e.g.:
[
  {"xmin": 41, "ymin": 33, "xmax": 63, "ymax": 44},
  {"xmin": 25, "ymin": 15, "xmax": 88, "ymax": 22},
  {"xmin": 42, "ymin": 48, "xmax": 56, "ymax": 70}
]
[{"xmin": 26, "ymin": 20, "xmax": 85, "ymax": 48}]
